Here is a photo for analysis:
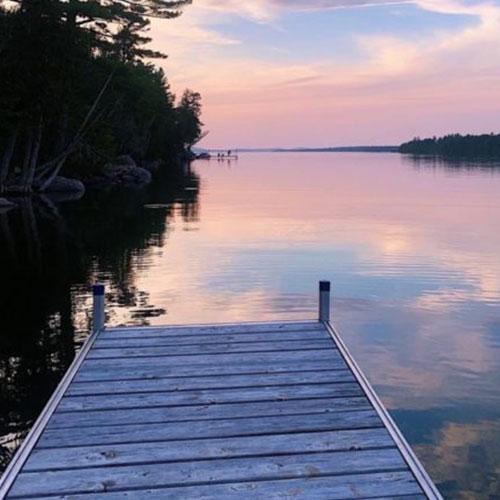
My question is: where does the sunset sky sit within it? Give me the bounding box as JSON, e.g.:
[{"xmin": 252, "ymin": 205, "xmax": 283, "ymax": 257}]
[{"xmin": 151, "ymin": 1, "xmax": 500, "ymax": 148}]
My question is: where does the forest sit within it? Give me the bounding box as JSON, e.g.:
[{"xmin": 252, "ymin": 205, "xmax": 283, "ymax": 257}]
[
  {"xmin": 0, "ymin": 0, "xmax": 203, "ymax": 194},
  {"xmin": 399, "ymin": 134, "xmax": 500, "ymax": 158}
]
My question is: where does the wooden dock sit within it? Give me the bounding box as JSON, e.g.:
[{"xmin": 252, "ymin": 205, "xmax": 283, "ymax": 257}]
[{"xmin": 0, "ymin": 282, "xmax": 442, "ymax": 499}]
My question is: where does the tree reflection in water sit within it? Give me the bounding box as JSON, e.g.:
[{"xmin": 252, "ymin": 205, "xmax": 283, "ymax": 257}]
[
  {"xmin": 402, "ymin": 154, "xmax": 500, "ymax": 174},
  {"xmin": 0, "ymin": 165, "xmax": 199, "ymax": 470}
]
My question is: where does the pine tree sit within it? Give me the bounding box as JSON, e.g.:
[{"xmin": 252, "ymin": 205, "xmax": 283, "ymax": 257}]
[{"xmin": 0, "ymin": 0, "xmax": 198, "ymax": 193}]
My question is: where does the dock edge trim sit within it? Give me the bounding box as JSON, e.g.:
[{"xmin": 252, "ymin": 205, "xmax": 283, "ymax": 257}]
[
  {"xmin": 0, "ymin": 328, "xmax": 103, "ymax": 499},
  {"xmin": 324, "ymin": 321, "xmax": 443, "ymax": 500}
]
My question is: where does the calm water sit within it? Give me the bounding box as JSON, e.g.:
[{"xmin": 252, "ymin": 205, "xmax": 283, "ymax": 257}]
[{"xmin": 1, "ymin": 153, "xmax": 500, "ymax": 498}]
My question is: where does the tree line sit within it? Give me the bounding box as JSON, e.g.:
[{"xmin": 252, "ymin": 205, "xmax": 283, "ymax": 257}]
[
  {"xmin": 400, "ymin": 134, "xmax": 500, "ymax": 158},
  {"xmin": 0, "ymin": 0, "xmax": 203, "ymax": 194}
]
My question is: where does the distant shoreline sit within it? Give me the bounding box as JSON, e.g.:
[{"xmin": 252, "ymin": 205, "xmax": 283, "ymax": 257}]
[
  {"xmin": 400, "ymin": 134, "xmax": 500, "ymax": 158},
  {"xmin": 209, "ymin": 146, "xmax": 399, "ymax": 153}
]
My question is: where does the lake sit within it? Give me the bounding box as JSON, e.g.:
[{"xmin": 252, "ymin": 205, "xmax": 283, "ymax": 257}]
[{"xmin": 1, "ymin": 153, "xmax": 499, "ymax": 498}]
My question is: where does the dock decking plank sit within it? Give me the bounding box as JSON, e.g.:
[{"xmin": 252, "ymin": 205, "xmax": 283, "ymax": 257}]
[
  {"xmin": 86, "ymin": 339, "xmax": 334, "ymax": 358},
  {"xmin": 94, "ymin": 329, "xmax": 327, "ymax": 346},
  {"xmin": 74, "ymin": 358, "xmax": 346, "ymax": 381},
  {"xmin": 9, "ymin": 449, "xmax": 406, "ymax": 498},
  {"xmin": 104, "ymin": 321, "xmax": 324, "ymax": 337},
  {"xmin": 24, "ymin": 428, "xmax": 395, "ymax": 472},
  {"xmin": 13, "ymin": 471, "xmax": 423, "ymax": 499},
  {"xmin": 1, "ymin": 320, "xmax": 440, "ymax": 499},
  {"xmin": 41, "ymin": 410, "xmax": 382, "ymax": 448},
  {"xmin": 67, "ymin": 368, "xmax": 354, "ymax": 396},
  {"xmin": 48, "ymin": 396, "xmax": 373, "ymax": 428},
  {"xmin": 81, "ymin": 347, "xmax": 341, "ymax": 366},
  {"xmin": 57, "ymin": 382, "xmax": 364, "ymax": 412}
]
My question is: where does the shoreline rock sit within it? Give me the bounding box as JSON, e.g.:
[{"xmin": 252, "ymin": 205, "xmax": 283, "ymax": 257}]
[
  {"xmin": 86, "ymin": 156, "xmax": 152, "ymax": 190},
  {"xmin": 114, "ymin": 155, "xmax": 137, "ymax": 168},
  {"xmin": 46, "ymin": 176, "xmax": 86, "ymax": 195}
]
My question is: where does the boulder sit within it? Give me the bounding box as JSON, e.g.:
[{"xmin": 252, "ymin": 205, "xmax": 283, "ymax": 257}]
[
  {"xmin": 85, "ymin": 155, "xmax": 153, "ymax": 191},
  {"xmin": 100, "ymin": 163, "xmax": 152, "ymax": 188},
  {"xmin": 114, "ymin": 155, "xmax": 137, "ymax": 168},
  {"xmin": 45, "ymin": 176, "xmax": 86, "ymax": 194}
]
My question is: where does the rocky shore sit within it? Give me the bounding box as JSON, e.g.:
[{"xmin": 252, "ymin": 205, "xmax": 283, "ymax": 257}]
[
  {"xmin": 0, "ymin": 155, "xmax": 162, "ymax": 210},
  {"xmin": 84, "ymin": 155, "xmax": 154, "ymax": 191}
]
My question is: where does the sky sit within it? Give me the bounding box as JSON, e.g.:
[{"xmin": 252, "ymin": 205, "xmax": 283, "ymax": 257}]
[{"xmin": 150, "ymin": 0, "xmax": 500, "ymax": 148}]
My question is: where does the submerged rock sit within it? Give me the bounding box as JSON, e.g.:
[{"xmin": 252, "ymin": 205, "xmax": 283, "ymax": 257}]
[
  {"xmin": 0, "ymin": 197, "xmax": 16, "ymax": 212},
  {"xmin": 0, "ymin": 197, "xmax": 15, "ymax": 206}
]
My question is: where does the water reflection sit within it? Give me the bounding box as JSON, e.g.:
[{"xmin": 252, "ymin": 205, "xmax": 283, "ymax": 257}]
[
  {"xmin": 0, "ymin": 153, "xmax": 499, "ymax": 498},
  {"xmin": 403, "ymin": 153, "xmax": 500, "ymax": 175},
  {"xmin": 0, "ymin": 166, "xmax": 199, "ymax": 469},
  {"xmin": 415, "ymin": 419, "xmax": 500, "ymax": 498},
  {"xmin": 160, "ymin": 153, "xmax": 498, "ymax": 499}
]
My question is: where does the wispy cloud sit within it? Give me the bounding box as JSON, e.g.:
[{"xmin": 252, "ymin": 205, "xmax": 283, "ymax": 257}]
[
  {"xmin": 198, "ymin": 0, "xmax": 412, "ymax": 21},
  {"xmin": 151, "ymin": 0, "xmax": 500, "ymax": 146}
]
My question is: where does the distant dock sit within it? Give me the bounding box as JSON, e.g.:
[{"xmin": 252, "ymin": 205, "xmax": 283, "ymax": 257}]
[
  {"xmin": 195, "ymin": 151, "xmax": 238, "ymax": 160},
  {"xmin": 0, "ymin": 282, "xmax": 441, "ymax": 499}
]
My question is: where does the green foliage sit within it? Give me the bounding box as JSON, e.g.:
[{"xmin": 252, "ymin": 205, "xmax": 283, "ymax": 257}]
[
  {"xmin": 176, "ymin": 90, "xmax": 203, "ymax": 149},
  {"xmin": 400, "ymin": 134, "xmax": 500, "ymax": 158},
  {"xmin": 0, "ymin": 0, "xmax": 203, "ymax": 190}
]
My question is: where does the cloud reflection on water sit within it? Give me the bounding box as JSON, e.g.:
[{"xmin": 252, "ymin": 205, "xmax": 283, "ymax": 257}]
[{"xmin": 119, "ymin": 153, "xmax": 500, "ymax": 497}]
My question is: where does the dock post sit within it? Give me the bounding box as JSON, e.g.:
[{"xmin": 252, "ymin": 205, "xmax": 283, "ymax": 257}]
[
  {"xmin": 92, "ymin": 283, "xmax": 105, "ymax": 334},
  {"xmin": 319, "ymin": 280, "xmax": 331, "ymax": 322}
]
